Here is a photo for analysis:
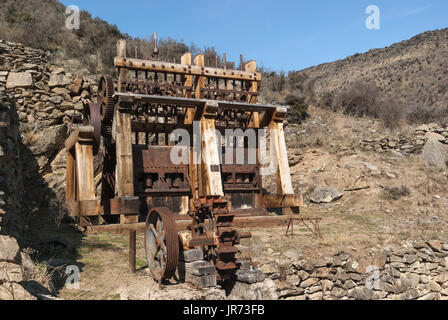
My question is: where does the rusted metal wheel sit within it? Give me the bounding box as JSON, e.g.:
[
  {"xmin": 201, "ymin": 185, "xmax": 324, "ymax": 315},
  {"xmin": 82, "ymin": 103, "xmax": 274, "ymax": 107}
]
[
  {"xmin": 144, "ymin": 208, "xmax": 179, "ymax": 282},
  {"xmin": 97, "ymin": 75, "xmax": 115, "ymax": 136},
  {"xmin": 82, "ymin": 102, "xmax": 101, "ymax": 155}
]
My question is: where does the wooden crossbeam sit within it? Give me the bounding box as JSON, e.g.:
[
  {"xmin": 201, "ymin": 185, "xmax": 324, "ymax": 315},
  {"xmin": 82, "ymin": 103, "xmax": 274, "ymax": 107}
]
[
  {"xmin": 114, "ymin": 92, "xmax": 285, "ymax": 113},
  {"xmin": 86, "ymin": 215, "xmax": 291, "ymax": 235},
  {"xmin": 114, "ymin": 57, "xmax": 262, "ymax": 81}
]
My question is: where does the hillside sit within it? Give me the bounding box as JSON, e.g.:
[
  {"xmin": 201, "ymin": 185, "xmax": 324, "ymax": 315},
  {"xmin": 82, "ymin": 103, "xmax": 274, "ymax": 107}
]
[{"xmin": 291, "ymin": 29, "xmax": 448, "ymax": 111}]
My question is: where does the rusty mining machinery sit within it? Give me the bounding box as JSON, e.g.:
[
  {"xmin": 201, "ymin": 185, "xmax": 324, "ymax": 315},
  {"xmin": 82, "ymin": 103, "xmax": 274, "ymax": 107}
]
[{"xmin": 65, "ymin": 36, "xmax": 303, "ymax": 287}]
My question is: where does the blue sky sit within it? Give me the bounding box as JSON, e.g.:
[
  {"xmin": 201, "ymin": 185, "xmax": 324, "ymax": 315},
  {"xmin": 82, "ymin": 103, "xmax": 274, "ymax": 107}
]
[{"xmin": 60, "ymin": 0, "xmax": 447, "ymax": 72}]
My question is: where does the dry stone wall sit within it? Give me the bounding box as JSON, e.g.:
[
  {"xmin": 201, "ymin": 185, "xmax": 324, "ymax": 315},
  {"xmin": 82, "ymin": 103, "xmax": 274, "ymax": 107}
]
[
  {"xmin": 0, "ymin": 40, "xmax": 98, "ymax": 212},
  {"xmin": 358, "ymin": 124, "xmax": 448, "ymax": 155},
  {"xmin": 237, "ymin": 240, "xmax": 448, "ymax": 300}
]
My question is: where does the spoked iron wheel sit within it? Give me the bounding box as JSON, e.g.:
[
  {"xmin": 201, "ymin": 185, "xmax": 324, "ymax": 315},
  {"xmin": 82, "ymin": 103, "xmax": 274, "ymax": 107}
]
[{"xmin": 144, "ymin": 208, "xmax": 179, "ymax": 283}]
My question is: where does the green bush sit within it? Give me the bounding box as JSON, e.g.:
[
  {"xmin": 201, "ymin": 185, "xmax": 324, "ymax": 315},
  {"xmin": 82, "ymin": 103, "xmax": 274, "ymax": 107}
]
[{"xmin": 284, "ymin": 94, "xmax": 309, "ymax": 124}]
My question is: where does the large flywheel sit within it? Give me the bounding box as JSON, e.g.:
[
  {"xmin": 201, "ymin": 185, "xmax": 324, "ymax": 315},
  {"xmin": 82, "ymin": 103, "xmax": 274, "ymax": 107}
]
[
  {"xmin": 144, "ymin": 208, "xmax": 179, "ymax": 282},
  {"xmin": 97, "ymin": 75, "xmax": 115, "ymax": 136}
]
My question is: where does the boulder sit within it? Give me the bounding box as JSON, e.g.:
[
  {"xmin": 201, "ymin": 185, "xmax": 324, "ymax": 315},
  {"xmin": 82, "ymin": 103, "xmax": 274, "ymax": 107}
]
[
  {"xmin": 310, "ymin": 186, "xmax": 343, "ymax": 204},
  {"xmin": 0, "ymin": 262, "xmax": 23, "ymax": 283},
  {"xmin": 420, "ymin": 138, "xmax": 447, "ymax": 170},
  {"xmin": 0, "ymin": 283, "xmax": 37, "ymax": 300},
  {"xmin": 6, "ymin": 72, "xmax": 33, "ymax": 89},
  {"xmin": 0, "ymin": 235, "xmax": 20, "ymax": 263},
  {"xmin": 29, "ymin": 125, "xmax": 67, "ymax": 157}
]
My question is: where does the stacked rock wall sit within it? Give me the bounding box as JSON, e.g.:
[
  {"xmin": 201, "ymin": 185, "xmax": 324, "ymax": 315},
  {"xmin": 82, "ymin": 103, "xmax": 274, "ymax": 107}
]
[
  {"xmin": 358, "ymin": 123, "xmax": 448, "ymax": 155},
  {"xmin": 232, "ymin": 240, "xmax": 448, "ymax": 300}
]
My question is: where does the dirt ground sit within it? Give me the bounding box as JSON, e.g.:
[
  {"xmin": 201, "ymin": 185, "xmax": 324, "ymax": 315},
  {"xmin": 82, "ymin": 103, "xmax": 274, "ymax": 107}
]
[{"xmin": 34, "ymin": 106, "xmax": 448, "ymax": 300}]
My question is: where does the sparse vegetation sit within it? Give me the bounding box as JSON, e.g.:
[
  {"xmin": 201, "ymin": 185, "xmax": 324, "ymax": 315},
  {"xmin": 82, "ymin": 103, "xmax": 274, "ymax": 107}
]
[
  {"xmin": 380, "ymin": 186, "xmax": 411, "ymax": 200},
  {"xmin": 318, "ymin": 81, "xmax": 405, "ymax": 129}
]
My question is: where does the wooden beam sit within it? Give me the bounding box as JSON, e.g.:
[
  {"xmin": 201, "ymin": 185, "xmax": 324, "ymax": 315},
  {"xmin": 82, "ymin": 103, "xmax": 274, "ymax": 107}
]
[
  {"xmin": 182, "ymin": 52, "xmax": 198, "ymax": 207},
  {"xmin": 114, "ymin": 108, "xmax": 135, "ymax": 224},
  {"xmin": 194, "ymin": 54, "xmax": 206, "ymax": 99},
  {"xmin": 117, "ymin": 40, "xmax": 128, "ymax": 93},
  {"xmin": 181, "ymin": 52, "xmax": 193, "ymax": 99},
  {"xmin": 269, "ymin": 117, "xmax": 294, "ymax": 196},
  {"xmin": 200, "ymin": 102, "xmax": 223, "ymax": 196},
  {"xmin": 75, "ymin": 142, "xmax": 95, "ymax": 201},
  {"xmin": 114, "ymin": 92, "xmax": 281, "ymax": 113},
  {"xmin": 86, "ymin": 215, "xmax": 290, "ymax": 235},
  {"xmin": 66, "ymin": 149, "xmax": 75, "ymax": 202},
  {"xmin": 114, "ymin": 57, "xmax": 262, "ymax": 81},
  {"xmin": 262, "ymin": 194, "xmax": 303, "ymax": 208},
  {"xmin": 245, "ymin": 60, "xmax": 262, "ymax": 208}
]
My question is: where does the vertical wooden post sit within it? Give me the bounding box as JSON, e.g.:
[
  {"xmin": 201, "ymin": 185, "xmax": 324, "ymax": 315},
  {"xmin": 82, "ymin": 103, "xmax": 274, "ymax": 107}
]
[
  {"xmin": 200, "ymin": 102, "xmax": 224, "ymax": 197},
  {"xmin": 246, "ymin": 61, "xmax": 262, "ymax": 208},
  {"xmin": 245, "ymin": 61, "xmax": 259, "ymax": 105},
  {"xmin": 75, "ymin": 142, "xmax": 95, "ymax": 201},
  {"xmin": 182, "ymin": 52, "xmax": 197, "ymax": 211},
  {"xmin": 194, "ymin": 55, "xmax": 207, "ymax": 196},
  {"xmin": 115, "ymin": 108, "xmax": 136, "ymax": 224},
  {"xmin": 194, "ymin": 55, "xmax": 206, "ymax": 100},
  {"xmin": 66, "ymin": 149, "xmax": 75, "ymax": 201},
  {"xmin": 117, "ymin": 40, "xmax": 128, "ymax": 93},
  {"xmin": 129, "ymin": 230, "xmax": 136, "ymax": 273}
]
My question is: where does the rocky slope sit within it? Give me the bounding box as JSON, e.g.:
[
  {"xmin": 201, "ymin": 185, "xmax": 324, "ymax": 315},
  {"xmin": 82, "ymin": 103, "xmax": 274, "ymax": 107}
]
[{"xmin": 292, "ymin": 28, "xmax": 448, "ymax": 109}]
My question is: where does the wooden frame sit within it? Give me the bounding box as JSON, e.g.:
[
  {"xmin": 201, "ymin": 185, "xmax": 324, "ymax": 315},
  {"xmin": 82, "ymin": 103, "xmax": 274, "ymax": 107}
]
[{"xmin": 66, "ymin": 39, "xmax": 302, "ymax": 227}]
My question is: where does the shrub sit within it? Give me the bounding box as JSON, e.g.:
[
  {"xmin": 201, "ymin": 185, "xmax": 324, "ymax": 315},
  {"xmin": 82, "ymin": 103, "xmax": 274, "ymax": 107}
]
[
  {"xmin": 324, "ymin": 81, "xmax": 405, "ymax": 129},
  {"xmin": 284, "ymin": 94, "xmax": 309, "ymax": 124},
  {"xmin": 380, "ymin": 186, "xmax": 410, "ymax": 200},
  {"xmin": 405, "ymin": 104, "xmax": 448, "ymax": 125},
  {"xmin": 375, "ymin": 97, "xmax": 405, "ymax": 130},
  {"xmin": 333, "ymin": 81, "xmax": 380, "ymax": 117}
]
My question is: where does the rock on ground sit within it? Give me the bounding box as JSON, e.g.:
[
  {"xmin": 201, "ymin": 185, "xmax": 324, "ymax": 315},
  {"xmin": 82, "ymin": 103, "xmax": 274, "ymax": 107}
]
[
  {"xmin": 0, "ymin": 235, "xmax": 20, "ymax": 263},
  {"xmin": 310, "ymin": 186, "xmax": 344, "ymax": 204},
  {"xmin": 0, "ymin": 283, "xmax": 37, "ymax": 300},
  {"xmin": 420, "ymin": 138, "xmax": 448, "ymax": 170}
]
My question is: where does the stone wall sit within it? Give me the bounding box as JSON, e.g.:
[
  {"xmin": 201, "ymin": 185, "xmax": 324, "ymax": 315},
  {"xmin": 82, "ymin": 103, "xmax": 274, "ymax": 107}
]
[
  {"xmin": 358, "ymin": 123, "xmax": 448, "ymax": 155},
  {"xmin": 0, "ymin": 40, "xmax": 98, "ymax": 215},
  {"xmin": 231, "ymin": 240, "xmax": 448, "ymax": 300},
  {"xmin": 0, "ymin": 92, "xmax": 23, "ymax": 239}
]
